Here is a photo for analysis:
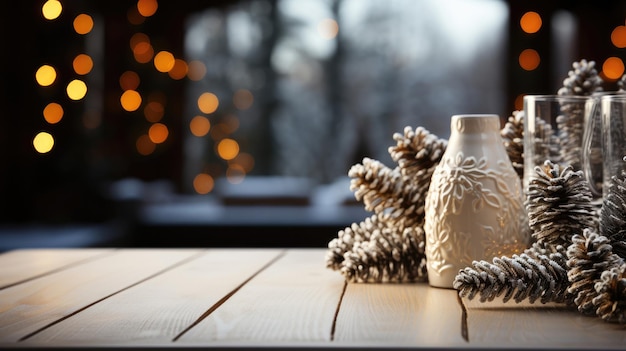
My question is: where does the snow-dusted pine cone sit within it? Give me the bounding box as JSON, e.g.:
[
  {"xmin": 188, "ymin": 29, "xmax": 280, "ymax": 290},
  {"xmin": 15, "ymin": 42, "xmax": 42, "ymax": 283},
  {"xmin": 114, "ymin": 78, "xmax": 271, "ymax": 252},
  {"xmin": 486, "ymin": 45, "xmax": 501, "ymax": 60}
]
[
  {"xmin": 601, "ymin": 163, "xmax": 626, "ymax": 259},
  {"xmin": 326, "ymin": 213, "xmax": 386, "ymax": 270},
  {"xmin": 340, "ymin": 226, "xmax": 427, "ymax": 283},
  {"xmin": 500, "ymin": 110, "xmax": 524, "ymax": 180},
  {"xmin": 388, "ymin": 126, "xmax": 447, "ymax": 178},
  {"xmin": 348, "ymin": 158, "xmax": 403, "ymax": 215},
  {"xmin": 557, "ymin": 59, "xmax": 603, "ymax": 96},
  {"xmin": 454, "ymin": 244, "xmax": 571, "ymax": 304},
  {"xmin": 567, "ymin": 229, "xmax": 622, "ymax": 315},
  {"xmin": 526, "ymin": 160, "xmax": 596, "ymax": 248},
  {"xmin": 593, "ymin": 264, "xmax": 626, "ymax": 323}
]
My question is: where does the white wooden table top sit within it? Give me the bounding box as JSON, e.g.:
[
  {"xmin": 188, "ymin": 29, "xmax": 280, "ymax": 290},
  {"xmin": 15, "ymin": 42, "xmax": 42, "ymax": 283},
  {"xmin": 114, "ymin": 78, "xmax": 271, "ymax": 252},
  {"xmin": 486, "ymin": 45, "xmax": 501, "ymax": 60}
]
[{"xmin": 0, "ymin": 248, "xmax": 624, "ymax": 350}]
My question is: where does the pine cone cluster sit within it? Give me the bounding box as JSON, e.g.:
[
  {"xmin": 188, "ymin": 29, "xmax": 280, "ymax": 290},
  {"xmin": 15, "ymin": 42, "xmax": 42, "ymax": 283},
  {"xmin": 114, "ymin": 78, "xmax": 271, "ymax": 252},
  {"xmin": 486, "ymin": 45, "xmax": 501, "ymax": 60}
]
[
  {"xmin": 325, "ymin": 126, "xmax": 446, "ymax": 283},
  {"xmin": 454, "ymin": 161, "xmax": 595, "ymax": 305}
]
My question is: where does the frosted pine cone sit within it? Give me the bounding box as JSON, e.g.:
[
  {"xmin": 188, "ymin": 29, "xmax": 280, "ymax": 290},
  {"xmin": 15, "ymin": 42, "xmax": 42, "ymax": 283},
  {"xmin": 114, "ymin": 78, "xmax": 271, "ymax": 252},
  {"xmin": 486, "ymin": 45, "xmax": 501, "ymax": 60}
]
[
  {"xmin": 388, "ymin": 126, "xmax": 447, "ymax": 178},
  {"xmin": 526, "ymin": 160, "xmax": 596, "ymax": 248},
  {"xmin": 326, "ymin": 213, "xmax": 386, "ymax": 270},
  {"xmin": 593, "ymin": 264, "xmax": 626, "ymax": 323},
  {"xmin": 600, "ymin": 163, "xmax": 626, "ymax": 259},
  {"xmin": 557, "ymin": 59, "xmax": 603, "ymax": 96},
  {"xmin": 500, "ymin": 110, "xmax": 524, "ymax": 180}
]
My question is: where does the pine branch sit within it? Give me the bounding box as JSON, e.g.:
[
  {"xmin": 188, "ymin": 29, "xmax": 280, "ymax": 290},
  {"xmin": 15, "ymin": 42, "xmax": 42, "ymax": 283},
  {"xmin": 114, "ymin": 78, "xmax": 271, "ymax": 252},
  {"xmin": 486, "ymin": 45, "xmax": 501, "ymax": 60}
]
[
  {"xmin": 566, "ymin": 229, "xmax": 623, "ymax": 315},
  {"xmin": 526, "ymin": 160, "xmax": 596, "ymax": 248},
  {"xmin": 454, "ymin": 245, "xmax": 571, "ymax": 304},
  {"xmin": 340, "ymin": 226, "xmax": 427, "ymax": 283}
]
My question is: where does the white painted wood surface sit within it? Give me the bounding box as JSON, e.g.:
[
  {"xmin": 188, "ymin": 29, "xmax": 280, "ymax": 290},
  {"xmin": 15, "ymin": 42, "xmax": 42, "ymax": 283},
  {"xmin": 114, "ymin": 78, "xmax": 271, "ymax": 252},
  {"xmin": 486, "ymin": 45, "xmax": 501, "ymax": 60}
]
[{"xmin": 0, "ymin": 248, "xmax": 624, "ymax": 350}]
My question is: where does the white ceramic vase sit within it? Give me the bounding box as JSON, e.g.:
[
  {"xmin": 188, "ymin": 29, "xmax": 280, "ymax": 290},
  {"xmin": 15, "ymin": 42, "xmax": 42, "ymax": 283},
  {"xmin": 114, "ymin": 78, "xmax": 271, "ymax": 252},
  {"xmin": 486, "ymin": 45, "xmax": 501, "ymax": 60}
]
[{"xmin": 424, "ymin": 114, "xmax": 529, "ymax": 288}]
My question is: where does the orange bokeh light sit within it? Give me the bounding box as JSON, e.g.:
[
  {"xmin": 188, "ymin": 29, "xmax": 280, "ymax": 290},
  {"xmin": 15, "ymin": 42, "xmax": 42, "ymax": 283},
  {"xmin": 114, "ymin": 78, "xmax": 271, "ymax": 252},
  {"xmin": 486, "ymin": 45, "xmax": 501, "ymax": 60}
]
[{"xmin": 519, "ymin": 49, "xmax": 540, "ymax": 71}]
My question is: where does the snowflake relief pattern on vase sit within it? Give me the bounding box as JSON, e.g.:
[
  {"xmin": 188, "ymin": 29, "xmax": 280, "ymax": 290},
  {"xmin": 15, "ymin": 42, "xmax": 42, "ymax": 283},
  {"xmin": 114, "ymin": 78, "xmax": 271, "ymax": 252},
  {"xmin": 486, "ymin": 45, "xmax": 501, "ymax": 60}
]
[{"xmin": 424, "ymin": 114, "xmax": 529, "ymax": 288}]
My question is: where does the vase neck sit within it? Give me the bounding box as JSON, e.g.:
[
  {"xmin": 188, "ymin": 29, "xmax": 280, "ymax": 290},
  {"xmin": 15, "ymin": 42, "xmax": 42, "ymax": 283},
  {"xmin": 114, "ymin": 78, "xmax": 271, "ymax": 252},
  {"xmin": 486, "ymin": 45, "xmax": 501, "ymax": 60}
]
[{"xmin": 451, "ymin": 114, "xmax": 500, "ymax": 134}]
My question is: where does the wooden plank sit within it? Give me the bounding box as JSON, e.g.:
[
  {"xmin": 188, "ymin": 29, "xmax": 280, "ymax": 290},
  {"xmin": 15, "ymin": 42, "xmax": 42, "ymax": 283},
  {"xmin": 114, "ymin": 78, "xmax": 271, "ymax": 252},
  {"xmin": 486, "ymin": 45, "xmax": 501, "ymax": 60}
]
[
  {"xmin": 177, "ymin": 248, "xmax": 346, "ymax": 346},
  {"xmin": 333, "ymin": 283, "xmax": 468, "ymax": 348},
  {"xmin": 0, "ymin": 249, "xmax": 113, "ymax": 289},
  {"xmin": 0, "ymin": 249, "xmax": 202, "ymax": 344},
  {"xmin": 21, "ymin": 249, "xmax": 284, "ymax": 347},
  {"xmin": 465, "ymin": 302, "xmax": 626, "ymax": 349}
]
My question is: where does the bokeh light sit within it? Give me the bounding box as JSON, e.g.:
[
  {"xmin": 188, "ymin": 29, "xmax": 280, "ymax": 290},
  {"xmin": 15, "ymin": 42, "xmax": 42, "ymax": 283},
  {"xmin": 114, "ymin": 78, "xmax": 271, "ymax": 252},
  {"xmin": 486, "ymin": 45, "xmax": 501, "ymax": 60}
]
[
  {"xmin": 137, "ymin": 0, "xmax": 158, "ymax": 17},
  {"xmin": 66, "ymin": 79, "xmax": 88, "ymax": 100},
  {"xmin": 603, "ymin": 57, "xmax": 625, "ymax": 80},
  {"xmin": 233, "ymin": 89, "xmax": 254, "ymax": 110},
  {"xmin": 187, "ymin": 60, "xmax": 207, "ymax": 81},
  {"xmin": 168, "ymin": 59, "xmax": 188, "ymax": 80},
  {"xmin": 148, "ymin": 123, "xmax": 169, "ymax": 144},
  {"xmin": 520, "ymin": 11, "xmax": 542, "ymax": 34},
  {"xmin": 73, "ymin": 14, "xmax": 94, "ymax": 35},
  {"xmin": 33, "ymin": 132, "xmax": 54, "ymax": 153},
  {"xmin": 43, "ymin": 102, "xmax": 64, "ymax": 124},
  {"xmin": 317, "ymin": 18, "xmax": 339, "ymax": 39},
  {"xmin": 42, "ymin": 0, "xmax": 62, "ymax": 20},
  {"xmin": 193, "ymin": 173, "xmax": 214, "ymax": 194},
  {"xmin": 35, "ymin": 65, "xmax": 57, "ymax": 86},
  {"xmin": 144, "ymin": 101, "xmax": 164, "ymax": 122},
  {"xmin": 519, "ymin": 49, "xmax": 540, "ymax": 71},
  {"xmin": 198, "ymin": 92, "xmax": 219, "ymax": 114},
  {"xmin": 136, "ymin": 134, "xmax": 155, "ymax": 155},
  {"xmin": 611, "ymin": 26, "xmax": 626, "ymax": 48},
  {"xmin": 190, "ymin": 116, "xmax": 211, "ymax": 137},
  {"xmin": 154, "ymin": 51, "xmax": 175, "ymax": 72},
  {"xmin": 217, "ymin": 138, "xmax": 239, "ymax": 160},
  {"xmin": 121, "ymin": 90, "xmax": 142, "ymax": 111},
  {"xmin": 73, "ymin": 54, "xmax": 93, "ymax": 75},
  {"xmin": 119, "ymin": 71, "xmax": 140, "ymax": 91}
]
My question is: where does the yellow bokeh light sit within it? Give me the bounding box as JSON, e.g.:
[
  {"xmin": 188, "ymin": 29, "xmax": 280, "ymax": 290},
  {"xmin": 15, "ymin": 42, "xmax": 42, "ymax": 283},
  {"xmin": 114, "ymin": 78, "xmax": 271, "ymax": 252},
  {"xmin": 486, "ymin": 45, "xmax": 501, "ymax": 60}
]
[
  {"xmin": 148, "ymin": 123, "xmax": 169, "ymax": 144},
  {"xmin": 136, "ymin": 134, "xmax": 155, "ymax": 155},
  {"xmin": 35, "ymin": 65, "xmax": 57, "ymax": 86},
  {"xmin": 187, "ymin": 60, "xmax": 207, "ymax": 81},
  {"xmin": 233, "ymin": 89, "xmax": 254, "ymax": 110},
  {"xmin": 120, "ymin": 71, "xmax": 140, "ymax": 91},
  {"xmin": 318, "ymin": 18, "xmax": 339, "ymax": 39},
  {"xmin": 190, "ymin": 115, "xmax": 211, "ymax": 137},
  {"xmin": 67, "ymin": 79, "xmax": 88, "ymax": 100},
  {"xmin": 217, "ymin": 138, "xmax": 239, "ymax": 160},
  {"xmin": 198, "ymin": 92, "xmax": 219, "ymax": 114},
  {"xmin": 193, "ymin": 173, "xmax": 214, "ymax": 194},
  {"xmin": 73, "ymin": 54, "xmax": 93, "ymax": 75},
  {"xmin": 73, "ymin": 14, "xmax": 94, "ymax": 35},
  {"xmin": 33, "ymin": 132, "xmax": 54, "ymax": 153},
  {"xmin": 43, "ymin": 102, "xmax": 64, "ymax": 124},
  {"xmin": 137, "ymin": 0, "xmax": 158, "ymax": 17},
  {"xmin": 519, "ymin": 49, "xmax": 540, "ymax": 71},
  {"xmin": 611, "ymin": 26, "xmax": 626, "ymax": 48},
  {"xmin": 154, "ymin": 51, "xmax": 175, "ymax": 73},
  {"xmin": 520, "ymin": 11, "xmax": 542, "ymax": 34},
  {"xmin": 168, "ymin": 59, "xmax": 188, "ymax": 80},
  {"xmin": 603, "ymin": 57, "xmax": 625, "ymax": 80},
  {"xmin": 120, "ymin": 90, "xmax": 142, "ymax": 111},
  {"xmin": 144, "ymin": 101, "xmax": 164, "ymax": 122},
  {"xmin": 42, "ymin": 0, "xmax": 62, "ymax": 20}
]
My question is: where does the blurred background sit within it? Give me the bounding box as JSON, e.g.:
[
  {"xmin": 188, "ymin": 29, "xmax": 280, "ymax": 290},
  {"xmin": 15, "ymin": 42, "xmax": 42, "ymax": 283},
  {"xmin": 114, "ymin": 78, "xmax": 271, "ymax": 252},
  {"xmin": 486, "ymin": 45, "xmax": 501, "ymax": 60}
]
[{"xmin": 1, "ymin": 0, "xmax": 625, "ymax": 250}]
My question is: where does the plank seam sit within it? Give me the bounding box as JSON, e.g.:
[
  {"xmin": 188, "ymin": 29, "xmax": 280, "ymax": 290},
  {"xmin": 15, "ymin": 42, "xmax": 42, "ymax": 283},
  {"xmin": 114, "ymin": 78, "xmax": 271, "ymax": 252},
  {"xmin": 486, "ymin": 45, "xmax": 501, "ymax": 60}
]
[
  {"xmin": 330, "ymin": 280, "xmax": 347, "ymax": 341},
  {"xmin": 17, "ymin": 250, "xmax": 206, "ymax": 342},
  {"xmin": 457, "ymin": 292, "xmax": 469, "ymax": 342},
  {"xmin": 172, "ymin": 249, "xmax": 287, "ymax": 342},
  {"xmin": 0, "ymin": 249, "xmax": 118, "ymax": 291}
]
